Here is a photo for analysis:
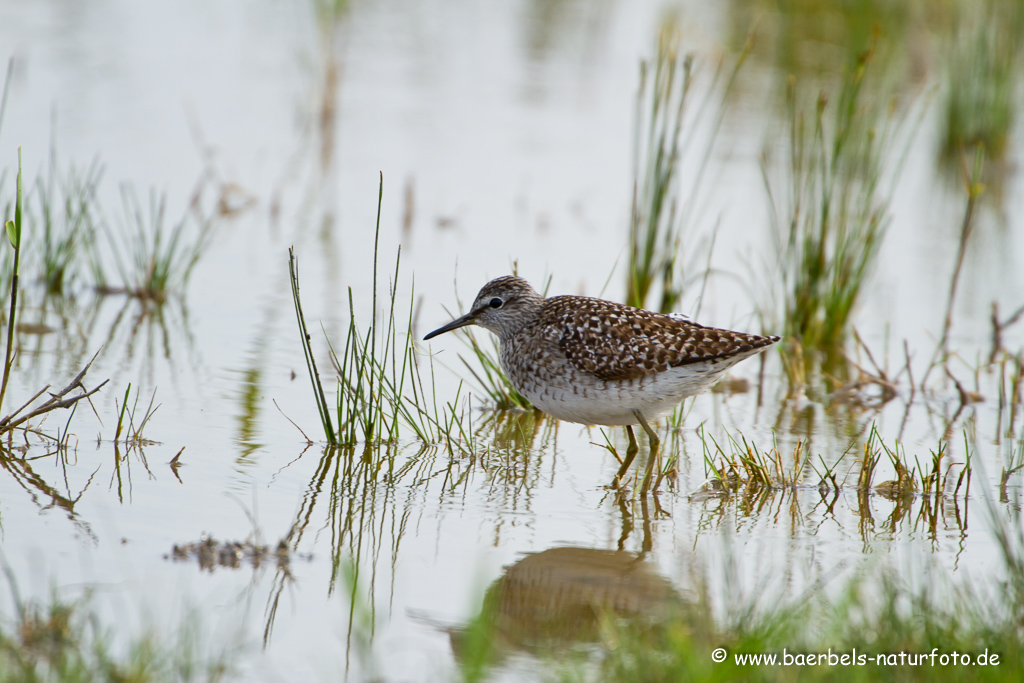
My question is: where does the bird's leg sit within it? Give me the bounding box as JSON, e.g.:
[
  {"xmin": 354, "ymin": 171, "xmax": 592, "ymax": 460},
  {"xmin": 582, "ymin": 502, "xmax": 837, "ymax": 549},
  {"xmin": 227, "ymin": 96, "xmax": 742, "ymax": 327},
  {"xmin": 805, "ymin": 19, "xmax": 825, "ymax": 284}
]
[
  {"xmin": 633, "ymin": 410, "xmax": 661, "ymax": 494},
  {"xmin": 613, "ymin": 424, "xmax": 640, "ymax": 487}
]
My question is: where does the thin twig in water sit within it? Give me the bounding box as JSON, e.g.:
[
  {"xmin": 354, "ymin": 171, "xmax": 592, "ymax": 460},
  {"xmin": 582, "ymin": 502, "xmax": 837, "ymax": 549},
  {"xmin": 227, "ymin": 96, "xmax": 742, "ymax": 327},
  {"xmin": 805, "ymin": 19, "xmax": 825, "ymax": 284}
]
[
  {"xmin": 990, "ymin": 301, "xmax": 1024, "ymax": 364},
  {"xmin": 0, "ymin": 349, "xmax": 108, "ymax": 434},
  {"xmin": 274, "ymin": 398, "xmax": 313, "ymax": 444},
  {"xmin": 924, "ymin": 147, "xmax": 985, "ymax": 386}
]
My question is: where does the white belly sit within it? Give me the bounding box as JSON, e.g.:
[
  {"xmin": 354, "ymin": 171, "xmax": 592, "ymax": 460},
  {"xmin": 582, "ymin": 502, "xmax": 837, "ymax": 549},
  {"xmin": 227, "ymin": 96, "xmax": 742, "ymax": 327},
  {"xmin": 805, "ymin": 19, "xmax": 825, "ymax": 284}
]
[{"xmin": 515, "ymin": 357, "xmax": 745, "ymax": 426}]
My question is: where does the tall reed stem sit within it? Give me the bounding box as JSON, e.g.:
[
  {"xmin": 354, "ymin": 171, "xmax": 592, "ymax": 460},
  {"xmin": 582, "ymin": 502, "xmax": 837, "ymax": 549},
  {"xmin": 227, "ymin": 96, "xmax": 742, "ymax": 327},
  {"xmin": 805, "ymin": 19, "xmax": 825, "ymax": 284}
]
[{"xmin": 0, "ymin": 147, "xmax": 23, "ymax": 417}]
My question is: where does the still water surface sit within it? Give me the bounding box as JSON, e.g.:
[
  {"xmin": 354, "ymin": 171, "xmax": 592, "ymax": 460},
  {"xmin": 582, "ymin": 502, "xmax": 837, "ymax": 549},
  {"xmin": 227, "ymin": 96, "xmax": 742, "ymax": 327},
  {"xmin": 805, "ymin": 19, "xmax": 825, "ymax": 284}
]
[{"xmin": 0, "ymin": 0, "xmax": 1022, "ymax": 680}]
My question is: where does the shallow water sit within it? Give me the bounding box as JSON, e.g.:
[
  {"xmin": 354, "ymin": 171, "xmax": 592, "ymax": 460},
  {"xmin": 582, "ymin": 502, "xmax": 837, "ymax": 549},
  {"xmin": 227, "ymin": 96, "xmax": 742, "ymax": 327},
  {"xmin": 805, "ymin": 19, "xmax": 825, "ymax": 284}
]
[{"xmin": 0, "ymin": 0, "xmax": 1022, "ymax": 680}]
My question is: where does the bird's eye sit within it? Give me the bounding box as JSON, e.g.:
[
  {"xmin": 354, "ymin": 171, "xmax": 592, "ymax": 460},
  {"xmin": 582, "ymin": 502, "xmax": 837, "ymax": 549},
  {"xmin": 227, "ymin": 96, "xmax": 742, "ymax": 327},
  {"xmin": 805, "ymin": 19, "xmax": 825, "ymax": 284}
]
[{"xmin": 489, "ymin": 297, "xmax": 503, "ymax": 309}]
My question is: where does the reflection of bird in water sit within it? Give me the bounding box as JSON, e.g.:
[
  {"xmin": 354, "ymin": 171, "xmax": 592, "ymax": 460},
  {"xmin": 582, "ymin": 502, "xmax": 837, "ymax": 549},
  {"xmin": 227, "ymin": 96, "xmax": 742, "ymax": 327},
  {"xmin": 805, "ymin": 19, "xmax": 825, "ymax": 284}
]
[
  {"xmin": 426, "ymin": 276, "xmax": 778, "ymax": 491},
  {"xmin": 447, "ymin": 546, "xmax": 692, "ymax": 662}
]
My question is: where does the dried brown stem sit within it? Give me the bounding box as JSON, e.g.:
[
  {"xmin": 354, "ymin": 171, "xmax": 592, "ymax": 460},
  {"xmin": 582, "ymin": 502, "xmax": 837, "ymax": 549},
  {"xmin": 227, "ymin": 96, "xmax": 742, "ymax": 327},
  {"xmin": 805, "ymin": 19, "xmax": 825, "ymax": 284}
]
[{"xmin": 0, "ymin": 349, "xmax": 107, "ymax": 434}]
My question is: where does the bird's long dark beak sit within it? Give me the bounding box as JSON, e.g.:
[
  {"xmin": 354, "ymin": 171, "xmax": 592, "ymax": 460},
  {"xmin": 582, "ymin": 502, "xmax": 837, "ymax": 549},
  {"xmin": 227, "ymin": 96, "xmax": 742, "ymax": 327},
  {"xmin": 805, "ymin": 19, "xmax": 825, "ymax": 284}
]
[{"xmin": 424, "ymin": 311, "xmax": 478, "ymax": 340}]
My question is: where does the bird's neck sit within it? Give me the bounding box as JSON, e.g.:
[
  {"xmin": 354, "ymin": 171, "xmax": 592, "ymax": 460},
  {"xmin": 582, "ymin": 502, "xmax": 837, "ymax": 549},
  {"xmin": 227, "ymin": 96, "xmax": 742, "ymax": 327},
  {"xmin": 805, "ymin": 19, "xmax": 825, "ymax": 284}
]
[{"xmin": 492, "ymin": 297, "xmax": 544, "ymax": 343}]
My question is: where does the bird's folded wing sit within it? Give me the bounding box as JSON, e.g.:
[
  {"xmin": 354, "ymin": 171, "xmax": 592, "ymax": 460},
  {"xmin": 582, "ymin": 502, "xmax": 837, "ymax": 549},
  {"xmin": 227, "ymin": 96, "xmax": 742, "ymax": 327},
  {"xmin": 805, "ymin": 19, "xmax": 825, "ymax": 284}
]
[{"xmin": 539, "ymin": 296, "xmax": 772, "ymax": 382}]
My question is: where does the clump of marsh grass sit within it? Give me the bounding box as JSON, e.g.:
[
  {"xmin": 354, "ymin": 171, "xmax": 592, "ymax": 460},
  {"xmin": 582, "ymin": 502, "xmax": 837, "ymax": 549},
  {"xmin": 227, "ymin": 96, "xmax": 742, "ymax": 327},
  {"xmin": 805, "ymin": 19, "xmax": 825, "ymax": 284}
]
[
  {"xmin": 289, "ymin": 174, "xmax": 479, "ymax": 453},
  {"xmin": 97, "ymin": 184, "xmax": 216, "ymax": 301},
  {"xmin": 859, "ymin": 424, "xmax": 916, "ymax": 498},
  {"xmin": 626, "ymin": 20, "xmax": 693, "ymax": 312},
  {"xmin": 940, "ymin": 0, "xmax": 1024, "ymax": 179},
  {"xmin": 856, "ymin": 427, "xmax": 974, "ymax": 539},
  {"xmin": 728, "ymin": 0, "xmax": 914, "ymax": 85},
  {"xmin": 30, "ymin": 144, "xmax": 104, "ymax": 295},
  {"xmin": 763, "ymin": 46, "xmax": 903, "ymax": 384},
  {"xmin": 326, "ymin": 249, "xmax": 419, "ymax": 446},
  {"xmin": 626, "ymin": 17, "xmax": 749, "ymax": 313}
]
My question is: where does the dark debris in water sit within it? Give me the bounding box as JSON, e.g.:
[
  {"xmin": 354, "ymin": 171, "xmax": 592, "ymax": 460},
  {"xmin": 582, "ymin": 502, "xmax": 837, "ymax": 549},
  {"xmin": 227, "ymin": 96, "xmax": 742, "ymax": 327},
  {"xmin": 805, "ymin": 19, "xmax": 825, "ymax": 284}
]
[{"xmin": 165, "ymin": 534, "xmax": 311, "ymax": 572}]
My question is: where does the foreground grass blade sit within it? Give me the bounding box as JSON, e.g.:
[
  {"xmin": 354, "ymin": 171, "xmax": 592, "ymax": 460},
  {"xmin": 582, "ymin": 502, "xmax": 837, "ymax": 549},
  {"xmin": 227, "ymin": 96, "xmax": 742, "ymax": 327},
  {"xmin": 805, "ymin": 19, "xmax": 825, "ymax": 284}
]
[{"xmin": 289, "ymin": 246, "xmax": 336, "ymax": 444}]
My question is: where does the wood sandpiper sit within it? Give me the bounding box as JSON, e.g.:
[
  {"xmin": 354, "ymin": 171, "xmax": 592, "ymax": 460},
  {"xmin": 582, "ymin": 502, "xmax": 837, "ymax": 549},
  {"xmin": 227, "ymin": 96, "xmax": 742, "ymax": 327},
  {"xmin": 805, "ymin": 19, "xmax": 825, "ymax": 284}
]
[{"xmin": 424, "ymin": 276, "xmax": 779, "ymax": 492}]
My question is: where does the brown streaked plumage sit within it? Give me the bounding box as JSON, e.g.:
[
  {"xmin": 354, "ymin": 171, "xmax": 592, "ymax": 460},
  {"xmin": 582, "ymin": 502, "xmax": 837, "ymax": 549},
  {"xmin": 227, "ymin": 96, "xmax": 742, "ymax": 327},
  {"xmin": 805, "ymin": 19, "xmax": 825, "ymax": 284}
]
[
  {"xmin": 425, "ymin": 276, "xmax": 779, "ymax": 492},
  {"xmin": 541, "ymin": 296, "xmax": 774, "ymax": 382}
]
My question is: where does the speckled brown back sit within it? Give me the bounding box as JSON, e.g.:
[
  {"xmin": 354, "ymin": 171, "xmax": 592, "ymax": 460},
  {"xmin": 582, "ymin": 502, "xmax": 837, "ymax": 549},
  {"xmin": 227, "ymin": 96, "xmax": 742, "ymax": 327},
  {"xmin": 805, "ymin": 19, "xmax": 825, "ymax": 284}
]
[{"xmin": 535, "ymin": 296, "xmax": 779, "ymax": 382}]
